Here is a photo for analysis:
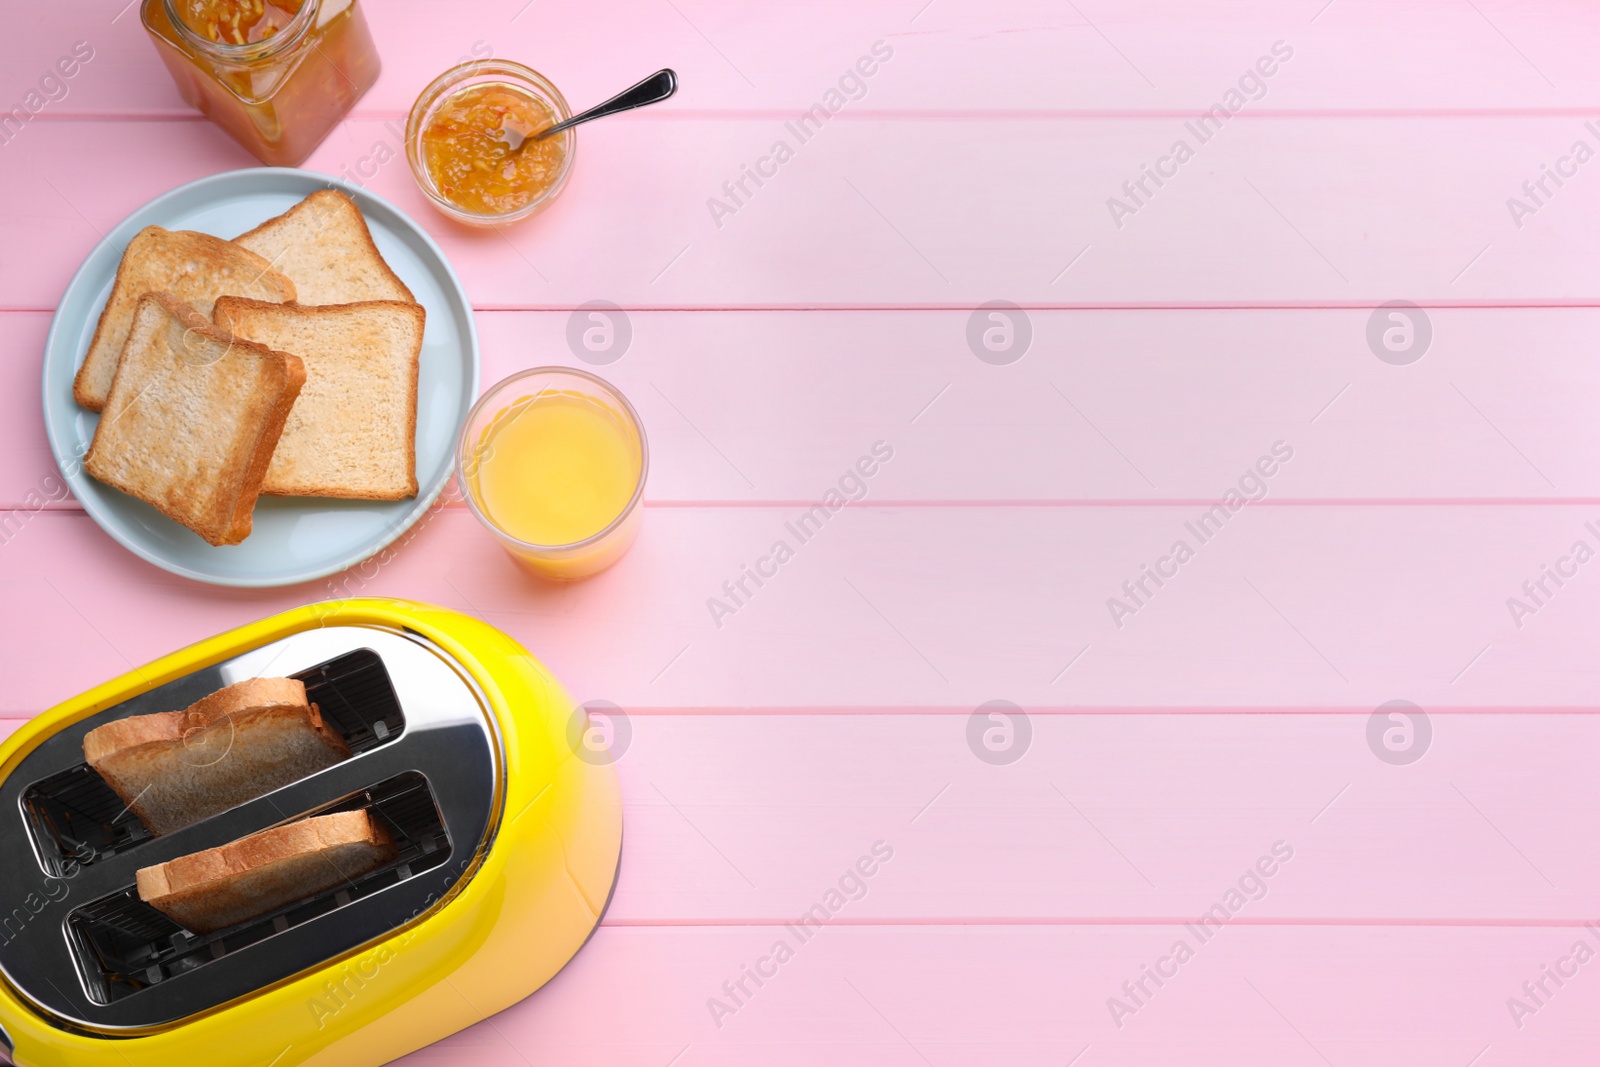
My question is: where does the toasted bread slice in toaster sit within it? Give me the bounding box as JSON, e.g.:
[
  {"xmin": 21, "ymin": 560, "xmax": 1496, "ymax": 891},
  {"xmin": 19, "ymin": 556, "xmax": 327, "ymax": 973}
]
[
  {"xmin": 213, "ymin": 297, "xmax": 422, "ymax": 500},
  {"xmin": 83, "ymin": 293, "xmax": 306, "ymax": 546},
  {"xmin": 136, "ymin": 810, "xmax": 397, "ymax": 934},
  {"xmin": 74, "ymin": 226, "xmax": 296, "ymax": 411},
  {"xmin": 232, "ymin": 190, "xmax": 414, "ymax": 306},
  {"xmin": 83, "ymin": 678, "xmax": 351, "ymax": 836}
]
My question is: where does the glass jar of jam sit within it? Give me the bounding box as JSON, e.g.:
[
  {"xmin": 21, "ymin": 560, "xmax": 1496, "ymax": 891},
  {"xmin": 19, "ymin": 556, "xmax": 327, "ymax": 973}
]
[
  {"xmin": 141, "ymin": 0, "xmax": 380, "ymax": 167},
  {"xmin": 406, "ymin": 60, "xmax": 575, "ymax": 226}
]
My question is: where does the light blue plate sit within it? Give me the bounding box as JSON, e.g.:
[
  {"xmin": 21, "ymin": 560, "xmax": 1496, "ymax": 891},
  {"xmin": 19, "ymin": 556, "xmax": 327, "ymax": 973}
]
[{"xmin": 41, "ymin": 169, "xmax": 479, "ymax": 588}]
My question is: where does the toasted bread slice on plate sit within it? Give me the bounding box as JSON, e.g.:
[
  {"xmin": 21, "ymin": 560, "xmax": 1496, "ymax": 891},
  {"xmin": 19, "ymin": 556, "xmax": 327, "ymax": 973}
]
[
  {"xmin": 233, "ymin": 190, "xmax": 414, "ymax": 305},
  {"xmin": 213, "ymin": 297, "xmax": 422, "ymax": 500},
  {"xmin": 136, "ymin": 811, "xmax": 397, "ymax": 934},
  {"xmin": 84, "ymin": 293, "xmax": 305, "ymax": 546},
  {"xmin": 83, "ymin": 677, "xmax": 351, "ymax": 836},
  {"xmin": 73, "ymin": 226, "xmax": 295, "ymax": 412}
]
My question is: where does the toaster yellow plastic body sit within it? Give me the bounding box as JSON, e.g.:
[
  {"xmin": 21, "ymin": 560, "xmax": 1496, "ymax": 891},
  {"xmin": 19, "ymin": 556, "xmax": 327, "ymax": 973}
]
[{"xmin": 0, "ymin": 599, "xmax": 623, "ymax": 1067}]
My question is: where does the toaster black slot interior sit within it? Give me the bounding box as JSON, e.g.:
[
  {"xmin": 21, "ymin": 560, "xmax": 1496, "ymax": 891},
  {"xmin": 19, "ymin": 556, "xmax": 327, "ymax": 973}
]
[
  {"xmin": 20, "ymin": 764, "xmax": 155, "ymax": 877},
  {"xmin": 19, "ymin": 648, "xmax": 406, "ymax": 877},
  {"xmin": 295, "ymin": 648, "xmax": 407, "ymax": 756},
  {"xmin": 66, "ymin": 771, "xmax": 451, "ymax": 1006}
]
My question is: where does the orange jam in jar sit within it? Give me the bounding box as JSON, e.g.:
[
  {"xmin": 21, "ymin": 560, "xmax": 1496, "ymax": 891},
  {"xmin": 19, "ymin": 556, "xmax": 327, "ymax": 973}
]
[
  {"xmin": 172, "ymin": 0, "xmax": 300, "ymax": 43},
  {"xmin": 141, "ymin": 0, "xmax": 380, "ymax": 166},
  {"xmin": 407, "ymin": 61, "xmax": 575, "ymax": 226},
  {"xmin": 420, "ymin": 84, "xmax": 566, "ymax": 217}
]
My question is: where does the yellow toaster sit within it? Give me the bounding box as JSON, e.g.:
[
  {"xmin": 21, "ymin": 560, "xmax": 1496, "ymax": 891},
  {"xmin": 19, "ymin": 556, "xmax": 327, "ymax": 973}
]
[{"xmin": 0, "ymin": 598, "xmax": 622, "ymax": 1067}]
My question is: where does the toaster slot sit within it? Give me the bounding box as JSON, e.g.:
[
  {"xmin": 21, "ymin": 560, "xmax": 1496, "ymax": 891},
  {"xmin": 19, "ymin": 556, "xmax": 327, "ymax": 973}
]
[
  {"xmin": 295, "ymin": 648, "xmax": 407, "ymax": 755},
  {"xmin": 21, "ymin": 764, "xmax": 155, "ymax": 877},
  {"xmin": 20, "ymin": 648, "xmax": 406, "ymax": 877},
  {"xmin": 66, "ymin": 772, "xmax": 450, "ymax": 1006}
]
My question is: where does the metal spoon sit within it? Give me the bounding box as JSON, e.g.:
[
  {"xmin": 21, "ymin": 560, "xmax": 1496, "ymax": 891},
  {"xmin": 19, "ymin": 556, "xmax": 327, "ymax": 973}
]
[
  {"xmin": 497, "ymin": 69, "xmax": 678, "ymax": 153},
  {"xmin": 541, "ymin": 68, "xmax": 677, "ymax": 140}
]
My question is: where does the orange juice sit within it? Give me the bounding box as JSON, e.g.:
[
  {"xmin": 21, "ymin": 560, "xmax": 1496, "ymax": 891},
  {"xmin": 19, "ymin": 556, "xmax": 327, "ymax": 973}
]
[{"xmin": 459, "ymin": 370, "xmax": 647, "ymax": 580}]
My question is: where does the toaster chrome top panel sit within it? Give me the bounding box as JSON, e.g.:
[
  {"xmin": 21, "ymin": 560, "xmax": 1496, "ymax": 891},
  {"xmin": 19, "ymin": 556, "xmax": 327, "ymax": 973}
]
[{"xmin": 0, "ymin": 625, "xmax": 503, "ymax": 1032}]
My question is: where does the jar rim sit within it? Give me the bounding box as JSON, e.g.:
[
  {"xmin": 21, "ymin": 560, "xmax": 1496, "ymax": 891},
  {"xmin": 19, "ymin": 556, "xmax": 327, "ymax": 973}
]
[{"xmin": 161, "ymin": 0, "xmax": 320, "ymax": 61}]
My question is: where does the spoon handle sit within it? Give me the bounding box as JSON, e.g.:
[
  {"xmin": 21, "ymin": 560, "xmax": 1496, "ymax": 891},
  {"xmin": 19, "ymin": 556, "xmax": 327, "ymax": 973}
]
[{"xmin": 536, "ymin": 69, "xmax": 678, "ymax": 140}]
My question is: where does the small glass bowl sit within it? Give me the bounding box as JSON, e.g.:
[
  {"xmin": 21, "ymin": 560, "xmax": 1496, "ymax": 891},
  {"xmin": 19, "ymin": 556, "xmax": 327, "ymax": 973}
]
[
  {"xmin": 405, "ymin": 60, "xmax": 575, "ymax": 227},
  {"xmin": 457, "ymin": 368, "xmax": 648, "ymax": 581}
]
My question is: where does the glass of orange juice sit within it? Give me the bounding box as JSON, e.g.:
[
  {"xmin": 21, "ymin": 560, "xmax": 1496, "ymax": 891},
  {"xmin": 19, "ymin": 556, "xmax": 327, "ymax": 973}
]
[{"xmin": 458, "ymin": 368, "xmax": 648, "ymax": 580}]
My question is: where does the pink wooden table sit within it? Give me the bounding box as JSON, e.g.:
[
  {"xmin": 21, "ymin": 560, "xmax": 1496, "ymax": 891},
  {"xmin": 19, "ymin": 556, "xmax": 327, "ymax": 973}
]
[{"xmin": 5, "ymin": 0, "xmax": 1600, "ymax": 1062}]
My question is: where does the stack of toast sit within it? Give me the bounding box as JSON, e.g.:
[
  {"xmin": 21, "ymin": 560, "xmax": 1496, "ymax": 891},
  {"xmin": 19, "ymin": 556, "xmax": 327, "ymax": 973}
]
[
  {"xmin": 75, "ymin": 190, "xmax": 425, "ymax": 546},
  {"xmin": 83, "ymin": 677, "xmax": 397, "ymax": 935}
]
